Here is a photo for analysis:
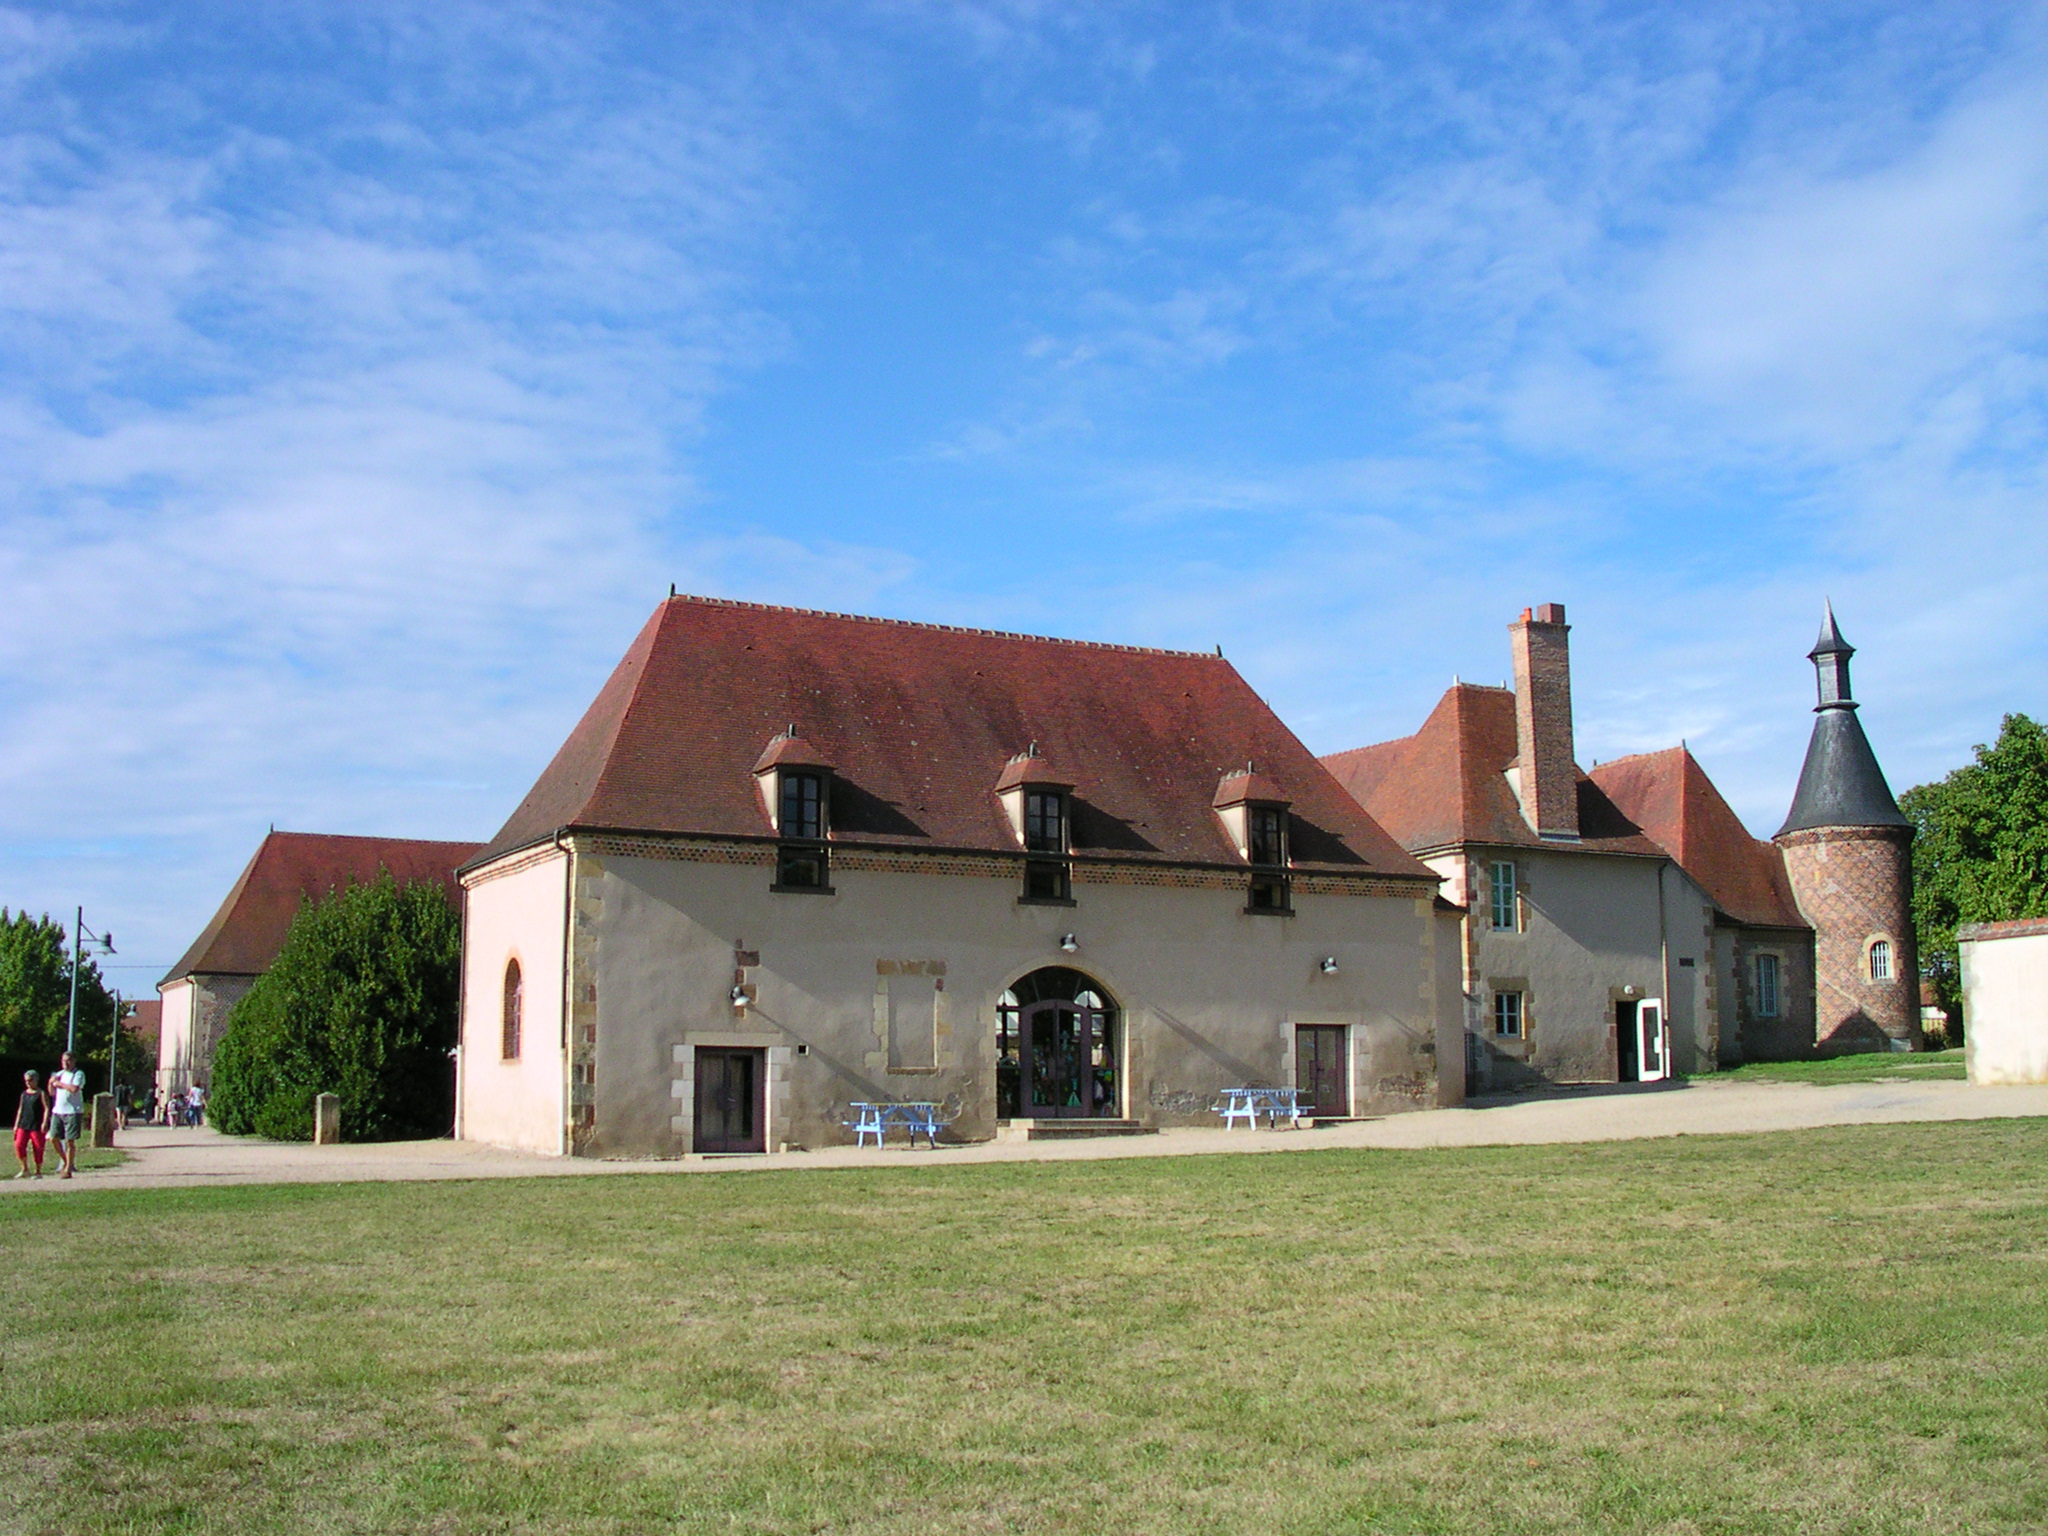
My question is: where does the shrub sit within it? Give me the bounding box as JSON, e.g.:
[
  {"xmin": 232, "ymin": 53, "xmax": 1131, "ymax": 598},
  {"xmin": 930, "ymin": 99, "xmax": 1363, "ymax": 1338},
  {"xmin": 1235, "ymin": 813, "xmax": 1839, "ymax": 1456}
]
[{"xmin": 210, "ymin": 875, "xmax": 460, "ymax": 1142}]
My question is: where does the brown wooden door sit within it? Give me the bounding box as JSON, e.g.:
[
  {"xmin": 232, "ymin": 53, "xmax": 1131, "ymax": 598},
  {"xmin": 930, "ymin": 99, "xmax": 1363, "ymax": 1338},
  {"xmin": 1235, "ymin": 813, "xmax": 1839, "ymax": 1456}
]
[
  {"xmin": 1295, "ymin": 1025, "xmax": 1348, "ymax": 1118},
  {"xmin": 694, "ymin": 1048, "xmax": 764, "ymax": 1153}
]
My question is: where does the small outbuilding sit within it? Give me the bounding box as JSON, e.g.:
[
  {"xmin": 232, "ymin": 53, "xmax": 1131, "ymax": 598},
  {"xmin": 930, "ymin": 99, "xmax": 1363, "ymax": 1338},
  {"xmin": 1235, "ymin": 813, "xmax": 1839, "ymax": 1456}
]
[{"xmin": 1958, "ymin": 917, "xmax": 2048, "ymax": 1085}]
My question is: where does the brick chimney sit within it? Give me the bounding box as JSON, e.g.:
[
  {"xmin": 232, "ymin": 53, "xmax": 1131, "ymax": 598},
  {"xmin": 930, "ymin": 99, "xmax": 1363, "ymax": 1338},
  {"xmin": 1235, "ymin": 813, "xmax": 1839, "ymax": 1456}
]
[{"xmin": 1510, "ymin": 603, "xmax": 1579, "ymax": 840}]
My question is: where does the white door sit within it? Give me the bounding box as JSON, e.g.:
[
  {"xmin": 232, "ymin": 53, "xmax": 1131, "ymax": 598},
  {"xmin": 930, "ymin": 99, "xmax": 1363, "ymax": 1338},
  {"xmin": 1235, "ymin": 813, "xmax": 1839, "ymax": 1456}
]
[{"xmin": 1637, "ymin": 999, "xmax": 1668, "ymax": 1082}]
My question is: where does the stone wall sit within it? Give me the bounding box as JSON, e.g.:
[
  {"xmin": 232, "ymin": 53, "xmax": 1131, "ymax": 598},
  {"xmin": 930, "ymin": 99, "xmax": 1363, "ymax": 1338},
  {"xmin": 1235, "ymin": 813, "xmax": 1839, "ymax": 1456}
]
[{"xmin": 508, "ymin": 838, "xmax": 1457, "ymax": 1157}]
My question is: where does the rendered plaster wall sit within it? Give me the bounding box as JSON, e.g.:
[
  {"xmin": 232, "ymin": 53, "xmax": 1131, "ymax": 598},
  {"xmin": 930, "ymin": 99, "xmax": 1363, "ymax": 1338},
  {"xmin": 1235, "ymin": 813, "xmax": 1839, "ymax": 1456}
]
[
  {"xmin": 1459, "ymin": 847, "xmax": 1718, "ymax": 1086},
  {"xmin": 458, "ymin": 849, "xmax": 570, "ymax": 1154},
  {"xmin": 156, "ymin": 979, "xmax": 194, "ymax": 1095},
  {"xmin": 562, "ymin": 842, "xmax": 1455, "ymax": 1158},
  {"xmin": 1960, "ymin": 930, "xmax": 2048, "ymax": 1085}
]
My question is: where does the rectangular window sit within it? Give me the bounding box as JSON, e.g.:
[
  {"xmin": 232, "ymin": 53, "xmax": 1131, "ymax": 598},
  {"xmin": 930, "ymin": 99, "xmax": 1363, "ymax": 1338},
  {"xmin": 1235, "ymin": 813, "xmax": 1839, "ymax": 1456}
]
[
  {"xmin": 1247, "ymin": 875, "xmax": 1291, "ymax": 913},
  {"xmin": 1024, "ymin": 789, "xmax": 1067, "ymax": 852},
  {"xmin": 1247, "ymin": 805, "xmax": 1287, "ymax": 868},
  {"xmin": 1023, "ymin": 859, "xmax": 1071, "ymax": 902},
  {"xmin": 780, "ymin": 772, "xmax": 825, "ymax": 840},
  {"xmin": 887, "ymin": 974, "xmax": 938, "ymax": 1072},
  {"xmin": 775, "ymin": 844, "xmax": 830, "ymax": 891},
  {"xmin": 1755, "ymin": 954, "xmax": 1781, "ymax": 1018},
  {"xmin": 1490, "ymin": 861, "xmax": 1519, "ymax": 931},
  {"xmin": 1493, "ymin": 990, "xmax": 1523, "ymax": 1038}
]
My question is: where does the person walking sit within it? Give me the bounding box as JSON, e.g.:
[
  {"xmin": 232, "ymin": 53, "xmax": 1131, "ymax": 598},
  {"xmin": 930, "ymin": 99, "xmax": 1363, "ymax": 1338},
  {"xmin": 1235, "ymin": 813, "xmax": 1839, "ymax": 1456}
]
[
  {"xmin": 46, "ymin": 1052, "xmax": 86, "ymax": 1179},
  {"xmin": 12, "ymin": 1071, "xmax": 48, "ymax": 1179},
  {"xmin": 188, "ymin": 1082, "xmax": 206, "ymax": 1127}
]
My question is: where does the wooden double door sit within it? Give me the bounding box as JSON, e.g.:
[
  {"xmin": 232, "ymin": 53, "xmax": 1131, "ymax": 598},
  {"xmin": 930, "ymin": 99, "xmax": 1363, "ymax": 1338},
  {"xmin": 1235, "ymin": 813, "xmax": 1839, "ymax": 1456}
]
[
  {"xmin": 694, "ymin": 1047, "xmax": 765, "ymax": 1153},
  {"xmin": 1295, "ymin": 1024, "xmax": 1349, "ymax": 1119}
]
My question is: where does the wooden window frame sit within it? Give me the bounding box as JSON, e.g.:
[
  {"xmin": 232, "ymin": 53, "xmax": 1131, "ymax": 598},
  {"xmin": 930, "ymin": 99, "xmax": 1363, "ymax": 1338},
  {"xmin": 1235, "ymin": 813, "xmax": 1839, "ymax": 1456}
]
[
  {"xmin": 1493, "ymin": 989, "xmax": 1523, "ymax": 1038},
  {"xmin": 773, "ymin": 770, "xmax": 833, "ymax": 893},
  {"xmin": 1489, "ymin": 861, "xmax": 1519, "ymax": 932},
  {"xmin": 1755, "ymin": 953, "xmax": 1781, "ymax": 1018}
]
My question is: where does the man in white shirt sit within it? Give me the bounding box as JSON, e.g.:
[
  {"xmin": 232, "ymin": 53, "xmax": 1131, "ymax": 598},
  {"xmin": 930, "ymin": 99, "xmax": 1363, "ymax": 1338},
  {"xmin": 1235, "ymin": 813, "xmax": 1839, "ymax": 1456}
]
[
  {"xmin": 188, "ymin": 1083, "xmax": 206, "ymax": 1127},
  {"xmin": 47, "ymin": 1052, "xmax": 86, "ymax": 1180}
]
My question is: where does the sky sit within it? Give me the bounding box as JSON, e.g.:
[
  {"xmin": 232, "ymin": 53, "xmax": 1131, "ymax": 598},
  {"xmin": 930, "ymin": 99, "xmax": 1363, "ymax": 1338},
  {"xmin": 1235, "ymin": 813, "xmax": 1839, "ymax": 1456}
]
[{"xmin": 3, "ymin": 1, "xmax": 2045, "ymax": 982}]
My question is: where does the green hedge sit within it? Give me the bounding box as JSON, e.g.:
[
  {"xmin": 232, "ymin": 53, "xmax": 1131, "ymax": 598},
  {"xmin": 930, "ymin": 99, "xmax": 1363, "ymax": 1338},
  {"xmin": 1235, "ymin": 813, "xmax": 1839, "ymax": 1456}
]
[{"xmin": 210, "ymin": 875, "xmax": 460, "ymax": 1142}]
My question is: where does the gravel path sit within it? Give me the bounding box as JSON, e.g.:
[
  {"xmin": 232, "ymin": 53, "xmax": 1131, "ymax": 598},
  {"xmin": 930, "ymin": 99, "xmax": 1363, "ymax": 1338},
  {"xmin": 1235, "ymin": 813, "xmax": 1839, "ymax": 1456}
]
[{"xmin": 9, "ymin": 1076, "xmax": 2046, "ymax": 1193}]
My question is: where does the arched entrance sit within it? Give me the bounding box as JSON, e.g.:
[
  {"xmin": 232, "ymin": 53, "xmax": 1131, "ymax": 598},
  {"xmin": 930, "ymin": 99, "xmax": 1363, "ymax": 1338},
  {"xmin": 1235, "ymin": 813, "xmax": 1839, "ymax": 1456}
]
[{"xmin": 996, "ymin": 967, "xmax": 1120, "ymax": 1120}]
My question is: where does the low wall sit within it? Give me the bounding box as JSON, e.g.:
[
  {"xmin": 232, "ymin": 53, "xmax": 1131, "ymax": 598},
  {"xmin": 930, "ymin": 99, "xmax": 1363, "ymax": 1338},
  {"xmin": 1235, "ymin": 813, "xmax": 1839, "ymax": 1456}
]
[{"xmin": 1959, "ymin": 919, "xmax": 2048, "ymax": 1086}]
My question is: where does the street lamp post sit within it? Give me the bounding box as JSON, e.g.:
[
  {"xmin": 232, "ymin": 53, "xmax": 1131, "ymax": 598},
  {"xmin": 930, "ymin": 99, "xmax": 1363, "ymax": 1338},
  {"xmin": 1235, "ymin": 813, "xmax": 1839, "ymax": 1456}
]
[{"xmin": 64, "ymin": 905, "xmax": 115, "ymax": 1056}]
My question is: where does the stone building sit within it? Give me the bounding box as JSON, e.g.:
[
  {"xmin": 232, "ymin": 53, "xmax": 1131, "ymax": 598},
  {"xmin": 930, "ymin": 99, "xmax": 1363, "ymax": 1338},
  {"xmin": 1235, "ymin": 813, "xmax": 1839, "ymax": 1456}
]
[
  {"xmin": 1771, "ymin": 605, "xmax": 1920, "ymax": 1051},
  {"xmin": 156, "ymin": 830, "xmax": 480, "ymax": 1096},
  {"xmin": 1320, "ymin": 602, "xmax": 1907, "ymax": 1089},
  {"xmin": 455, "ymin": 595, "xmax": 1465, "ymax": 1158}
]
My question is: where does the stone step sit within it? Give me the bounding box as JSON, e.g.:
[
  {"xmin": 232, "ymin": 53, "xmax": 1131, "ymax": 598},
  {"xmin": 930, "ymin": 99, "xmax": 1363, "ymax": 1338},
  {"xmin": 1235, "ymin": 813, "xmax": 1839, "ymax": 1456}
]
[{"xmin": 1020, "ymin": 1119, "xmax": 1159, "ymax": 1140}]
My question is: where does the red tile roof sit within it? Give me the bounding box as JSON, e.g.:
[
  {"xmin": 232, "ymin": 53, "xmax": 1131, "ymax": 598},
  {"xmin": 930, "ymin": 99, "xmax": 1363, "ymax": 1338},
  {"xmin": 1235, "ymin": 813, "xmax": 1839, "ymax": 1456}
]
[
  {"xmin": 476, "ymin": 595, "xmax": 1433, "ymax": 881},
  {"xmin": 161, "ymin": 831, "xmax": 483, "ymax": 986},
  {"xmin": 1588, "ymin": 748, "xmax": 1807, "ymax": 929},
  {"xmin": 121, "ymin": 999, "xmax": 162, "ymax": 1053},
  {"xmin": 1320, "ymin": 684, "xmax": 1665, "ymax": 858}
]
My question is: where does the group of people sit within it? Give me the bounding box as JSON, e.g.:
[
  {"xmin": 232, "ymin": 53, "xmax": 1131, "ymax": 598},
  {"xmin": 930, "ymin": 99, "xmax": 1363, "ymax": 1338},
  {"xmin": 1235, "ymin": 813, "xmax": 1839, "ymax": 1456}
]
[
  {"xmin": 12, "ymin": 1063, "xmax": 210, "ymax": 1181},
  {"xmin": 12, "ymin": 1052, "xmax": 87, "ymax": 1180},
  {"xmin": 135, "ymin": 1082, "xmax": 206, "ymax": 1128}
]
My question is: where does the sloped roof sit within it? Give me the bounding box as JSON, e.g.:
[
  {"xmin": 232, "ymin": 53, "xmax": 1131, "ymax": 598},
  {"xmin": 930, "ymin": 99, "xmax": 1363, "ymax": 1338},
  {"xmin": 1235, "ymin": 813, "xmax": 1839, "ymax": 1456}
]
[
  {"xmin": 1590, "ymin": 747, "xmax": 1808, "ymax": 929},
  {"xmin": 1319, "ymin": 684, "xmax": 1664, "ymax": 858},
  {"xmin": 161, "ymin": 832, "xmax": 482, "ymax": 986},
  {"xmin": 475, "ymin": 595, "xmax": 1432, "ymax": 881},
  {"xmin": 1777, "ymin": 709, "xmax": 1909, "ymax": 834}
]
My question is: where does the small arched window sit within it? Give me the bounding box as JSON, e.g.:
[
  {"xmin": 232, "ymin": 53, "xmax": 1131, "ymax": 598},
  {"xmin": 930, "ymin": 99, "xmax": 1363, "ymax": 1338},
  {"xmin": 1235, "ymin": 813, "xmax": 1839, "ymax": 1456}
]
[
  {"xmin": 502, "ymin": 959, "xmax": 523, "ymax": 1060},
  {"xmin": 1867, "ymin": 939, "xmax": 1892, "ymax": 982}
]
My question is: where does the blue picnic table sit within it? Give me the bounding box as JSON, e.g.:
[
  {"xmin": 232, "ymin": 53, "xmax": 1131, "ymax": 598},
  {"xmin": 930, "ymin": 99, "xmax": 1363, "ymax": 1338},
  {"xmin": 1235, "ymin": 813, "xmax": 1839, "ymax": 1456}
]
[
  {"xmin": 1215, "ymin": 1086, "xmax": 1306, "ymax": 1129},
  {"xmin": 847, "ymin": 1101, "xmax": 952, "ymax": 1149}
]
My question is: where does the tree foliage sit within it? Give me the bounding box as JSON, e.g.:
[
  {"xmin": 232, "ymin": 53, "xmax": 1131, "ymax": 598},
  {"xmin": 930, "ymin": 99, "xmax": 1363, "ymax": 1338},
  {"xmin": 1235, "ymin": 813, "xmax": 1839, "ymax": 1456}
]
[
  {"xmin": 209, "ymin": 876, "xmax": 460, "ymax": 1142},
  {"xmin": 1900, "ymin": 713, "xmax": 2048, "ymax": 1025},
  {"xmin": 0, "ymin": 909, "xmax": 132, "ymax": 1087}
]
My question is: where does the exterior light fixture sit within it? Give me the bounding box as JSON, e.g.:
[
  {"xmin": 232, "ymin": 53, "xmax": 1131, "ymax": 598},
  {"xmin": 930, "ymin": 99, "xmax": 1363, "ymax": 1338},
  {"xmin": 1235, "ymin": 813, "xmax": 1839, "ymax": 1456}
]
[
  {"xmin": 1319, "ymin": 957, "xmax": 1339, "ymax": 975},
  {"xmin": 1058, "ymin": 934, "xmax": 1078, "ymax": 953},
  {"xmin": 729, "ymin": 985, "xmax": 749, "ymax": 1009}
]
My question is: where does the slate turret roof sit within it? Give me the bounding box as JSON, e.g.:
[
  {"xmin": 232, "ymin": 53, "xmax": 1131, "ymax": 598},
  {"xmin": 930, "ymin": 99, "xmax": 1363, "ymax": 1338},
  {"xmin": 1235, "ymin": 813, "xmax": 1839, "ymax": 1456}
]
[
  {"xmin": 1776, "ymin": 607, "xmax": 1909, "ymax": 836},
  {"xmin": 473, "ymin": 595, "xmax": 1433, "ymax": 882}
]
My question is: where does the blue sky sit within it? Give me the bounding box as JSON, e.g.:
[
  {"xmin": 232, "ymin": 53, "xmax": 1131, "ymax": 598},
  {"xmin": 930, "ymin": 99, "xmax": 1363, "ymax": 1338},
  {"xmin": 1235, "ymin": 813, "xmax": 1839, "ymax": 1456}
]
[{"xmin": 4, "ymin": 2, "xmax": 2045, "ymax": 981}]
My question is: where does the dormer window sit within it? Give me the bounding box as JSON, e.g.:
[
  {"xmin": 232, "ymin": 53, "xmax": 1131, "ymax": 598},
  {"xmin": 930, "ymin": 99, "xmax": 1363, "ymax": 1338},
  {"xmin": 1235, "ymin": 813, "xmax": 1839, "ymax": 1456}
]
[
  {"xmin": 1214, "ymin": 762, "xmax": 1293, "ymax": 916},
  {"xmin": 1025, "ymin": 789, "xmax": 1066, "ymax": 852},
  {"xmin": 754, "ymin": 726, "xmax": 834, "ymax": 894},
  {"xmin": 1247, "ymin": 804, "xmax": 1287, "ymax": 868},
  {"xmin": 997, "ymin": 744, "xmax": 1076, "ymax": 906},
  {"xmin": 781, "ymin": 771, "xmax": 825, "ymax": 842}
]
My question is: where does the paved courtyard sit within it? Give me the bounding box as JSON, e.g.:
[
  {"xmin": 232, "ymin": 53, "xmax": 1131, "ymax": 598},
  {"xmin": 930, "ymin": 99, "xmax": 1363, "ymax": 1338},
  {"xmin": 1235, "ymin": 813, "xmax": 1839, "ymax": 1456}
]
[{"xmin": 9, "ymin": 1075, "xmax": 2047, "ymax": 1193}]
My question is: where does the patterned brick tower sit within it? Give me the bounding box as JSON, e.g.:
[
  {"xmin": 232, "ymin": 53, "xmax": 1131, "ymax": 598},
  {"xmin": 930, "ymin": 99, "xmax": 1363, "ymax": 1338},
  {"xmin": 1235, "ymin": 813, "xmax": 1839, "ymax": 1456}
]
[{"xmin": 1774, "ymin": 604, "xmax": 1919, "ymax": 1051}]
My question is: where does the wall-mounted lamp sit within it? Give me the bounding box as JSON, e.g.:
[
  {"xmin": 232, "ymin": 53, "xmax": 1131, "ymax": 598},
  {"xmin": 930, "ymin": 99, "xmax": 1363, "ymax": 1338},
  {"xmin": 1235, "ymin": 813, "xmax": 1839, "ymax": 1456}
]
[
  {"xmin": 1058, "ymin": 933, "xmax": 1078, "ymax": 953},
  {"xmin": 1623, "ymin": 985, "xmax": 1639, "ymax": 999},
  {"xmin": 729, "ymin": 984, "xmax": 749, "ymax": 1010},
  {"xmin": 1319, "ymin": 956, "xmax": 1339, "ymax": 975}
]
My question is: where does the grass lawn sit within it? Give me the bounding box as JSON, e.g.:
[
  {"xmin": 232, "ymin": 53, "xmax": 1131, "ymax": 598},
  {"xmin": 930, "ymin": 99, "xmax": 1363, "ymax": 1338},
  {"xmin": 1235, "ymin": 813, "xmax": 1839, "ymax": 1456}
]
[
  {"xmin": 1695, "ymin": 1048, "xmax": 1967, "ymax": 1086},
  {"xmin": 4, "ymin": 1120, "xmax": 2046, "ymax": 1535}
]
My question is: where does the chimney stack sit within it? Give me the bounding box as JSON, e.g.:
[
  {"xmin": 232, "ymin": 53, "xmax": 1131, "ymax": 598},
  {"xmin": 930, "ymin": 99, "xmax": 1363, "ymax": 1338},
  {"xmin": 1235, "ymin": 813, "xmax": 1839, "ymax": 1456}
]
[{"xmin": 1510, "ymin": 603, "xmax": 1579, "ymax": 840}]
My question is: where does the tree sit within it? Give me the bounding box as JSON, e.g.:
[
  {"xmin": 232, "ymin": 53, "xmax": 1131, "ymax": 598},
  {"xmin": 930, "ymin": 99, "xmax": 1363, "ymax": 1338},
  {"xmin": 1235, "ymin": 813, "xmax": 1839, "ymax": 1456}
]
[
  {"xmin": 209, "ymin": 875, "xmax": 460, "ymax": 1142},
  {"xmin": 0, "ymin": 909, "xmax": 127, "ymax": 1086},
  {"xmin": 1900, "ymin": 713, "xmax": 2048, "ymax": 1031}
]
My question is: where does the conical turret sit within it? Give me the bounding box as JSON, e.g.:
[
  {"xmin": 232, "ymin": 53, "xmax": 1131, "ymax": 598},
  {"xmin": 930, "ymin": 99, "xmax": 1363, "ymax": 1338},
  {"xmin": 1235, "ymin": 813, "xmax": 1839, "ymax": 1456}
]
[
  {"xmin": 1776, "ymin": 604, "xmax": 1907, "ymax": 836},
  {"xmin": 1773, "ymin": 603, "xmax": 1918, "ymax": 1051}
]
